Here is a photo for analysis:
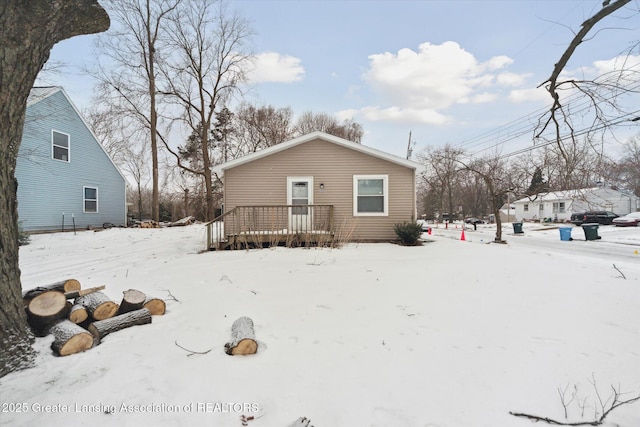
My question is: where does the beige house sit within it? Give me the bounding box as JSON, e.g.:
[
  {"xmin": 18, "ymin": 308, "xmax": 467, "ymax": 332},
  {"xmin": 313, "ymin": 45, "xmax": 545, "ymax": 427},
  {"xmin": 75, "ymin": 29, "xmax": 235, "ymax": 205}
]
[{"xmin": 208, "ymin": 131, "xmax": 422, "ymax": 249}]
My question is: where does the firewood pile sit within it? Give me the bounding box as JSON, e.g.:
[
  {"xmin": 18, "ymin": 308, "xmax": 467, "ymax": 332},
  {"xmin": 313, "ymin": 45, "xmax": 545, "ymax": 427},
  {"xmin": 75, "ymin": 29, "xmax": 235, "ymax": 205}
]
[{"xmin": 23, "ymin": 279, "xmax": 166, "ymax": 356}]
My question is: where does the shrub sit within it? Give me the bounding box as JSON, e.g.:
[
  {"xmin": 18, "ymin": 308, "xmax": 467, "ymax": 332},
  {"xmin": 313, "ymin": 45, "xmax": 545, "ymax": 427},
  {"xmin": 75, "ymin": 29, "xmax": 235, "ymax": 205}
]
[
  {"xmin": 393, "ymin": 222, "xmax": 423, "ymax": 246},
  {"xmin": 18, "ymin": 222, "xmax": 31, "ymax": 246}
]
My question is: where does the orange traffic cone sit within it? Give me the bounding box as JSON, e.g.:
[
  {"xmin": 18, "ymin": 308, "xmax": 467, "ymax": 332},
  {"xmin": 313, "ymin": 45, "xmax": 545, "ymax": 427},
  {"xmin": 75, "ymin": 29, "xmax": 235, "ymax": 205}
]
[{"xmin": 460, "ymin": 229, "xmax": 466, "ymax": 241}]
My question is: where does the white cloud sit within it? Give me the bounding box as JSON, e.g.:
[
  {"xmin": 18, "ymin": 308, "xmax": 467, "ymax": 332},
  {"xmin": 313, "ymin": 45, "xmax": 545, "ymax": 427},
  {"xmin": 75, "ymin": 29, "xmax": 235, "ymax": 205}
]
[
  {"xmin": 497, "ymin": 72, "xmax": 530, "ymax": 87},
  {"xmin": 470, "ymin": 92, "xmax": 498, "ymax": 104},
  {"xmin": 358, "ymin": 106, "xmax": 451, "ymax": 125},
  {"xmin": 247, "ymin": 52, "xmax": 304, "ymax": 83},
  {"xmin": 508, "ymin": 87, "xmax": 549, "ymax": 103},
  {"xmin": 565, "ymin": 54, "xmax": 640, "ymax": 80},
  {"xmin": 354, "ymin": 41, "xmax": 528, "ymax": 124}
]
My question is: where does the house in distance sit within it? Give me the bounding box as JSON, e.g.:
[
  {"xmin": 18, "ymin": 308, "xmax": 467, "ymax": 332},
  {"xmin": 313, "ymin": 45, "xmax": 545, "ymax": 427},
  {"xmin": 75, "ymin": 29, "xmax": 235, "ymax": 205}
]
[{"xmin": 15, "ymin": 87, "xmax": 126, "ymax": 232}]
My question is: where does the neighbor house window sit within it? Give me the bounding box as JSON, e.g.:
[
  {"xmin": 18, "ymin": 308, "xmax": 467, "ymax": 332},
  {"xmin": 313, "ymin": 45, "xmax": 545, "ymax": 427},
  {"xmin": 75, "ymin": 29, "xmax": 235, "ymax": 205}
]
[
  {"xmin": 52, "ymin": 130, "xmax": 70, "ymax": 162},
  {"xmin": 84, "ymin": 187, "xmax": 98, "ymax": 213},
  {"xmin": 539, "ymin": 203, "xmax": 544, "ymax": 213},
  {"xmin": 524, "ymin": 204, "xmax": 529, "ymax": 212},
  {"xmin": 552, "ymin": 202, "xmax": 565, "ymax": 213},
  {"xmin": 353, "ymin": 175, "xmax": 388, "ymax": 216}
]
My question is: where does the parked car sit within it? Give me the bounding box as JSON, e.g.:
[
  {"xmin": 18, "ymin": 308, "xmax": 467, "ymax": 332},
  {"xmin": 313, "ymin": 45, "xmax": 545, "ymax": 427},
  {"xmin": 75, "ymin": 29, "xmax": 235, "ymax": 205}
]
[
  {"xmin": 612, "ymin": 212, "xmax": 640, "ymax": 227},
  {"xmin": 417, "ymin": 220, "xmax": 432, "ymax": 233},
  {"xmin": 464, "ymin": 217, "xmax": 484, "ymax": 225},
  {"xmin": 570, "ymin": 211, "xmax": 619, "ymax": 225}
]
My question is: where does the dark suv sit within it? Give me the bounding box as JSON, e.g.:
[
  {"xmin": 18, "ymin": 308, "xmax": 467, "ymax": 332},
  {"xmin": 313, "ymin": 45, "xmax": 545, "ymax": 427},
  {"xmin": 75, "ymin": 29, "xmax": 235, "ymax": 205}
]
[{"xmin": 570, "ymin": 211, "xmax": 619, "ymax": 225}]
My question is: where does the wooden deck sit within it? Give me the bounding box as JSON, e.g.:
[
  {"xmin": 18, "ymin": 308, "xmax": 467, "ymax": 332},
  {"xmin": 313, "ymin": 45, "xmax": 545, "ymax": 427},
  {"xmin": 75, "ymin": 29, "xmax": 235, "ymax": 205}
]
[{"xmin": 205, "ymin": 205, "xmax": 335, "ymax": 250}]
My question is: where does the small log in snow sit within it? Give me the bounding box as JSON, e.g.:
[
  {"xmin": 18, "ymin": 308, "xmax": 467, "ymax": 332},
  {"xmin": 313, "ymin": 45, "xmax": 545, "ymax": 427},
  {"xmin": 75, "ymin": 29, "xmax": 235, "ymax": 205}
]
[
  {"xmin": 117, "ymin": 289, "xmax": 146, "ymax": 315},
  {"xmin": 48, "ymin": 320, "xmax": 94, "ymax": 356},
  {"xmin": 143, "ymin": 296, "xmax": 166, "ymax": 315},
  {"xmin": 75, "ymin": 291, "xmax": 118, "ymax": 321},
  {"xmin": 224, "ymin": 316, "xmax": 258, "ymax": 355},
  {"xmin": 88, "ymin": 308, "xmax": 152, "ymax": 343},
  {"xmin": 69, "ymin": 304, "xmax": 88, "ymax": 324}
]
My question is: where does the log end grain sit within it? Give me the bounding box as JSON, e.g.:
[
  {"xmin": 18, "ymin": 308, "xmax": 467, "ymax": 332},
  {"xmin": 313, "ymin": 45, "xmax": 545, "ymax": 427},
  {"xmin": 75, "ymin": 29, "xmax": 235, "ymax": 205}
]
[
  {"xmin": 28, "ymin": 291, "xmax": 67, "ymax": 317},
  {"xmin": 226, "ymin": 338, "xmax": 258, "ymax": 355},
  {"xmin": 63, "ymin": 279, "xmax": 81, "ymax": 293},
  {"xmin": 143, "ymin": 298, "xmax": 166, "ymax": 316},
  {"xmin": 69, "ymin": 304, "xmax": 88, "ymax": 324},
  {"xmin": 57, "ymin": 332, "xmax": 94, "ymax": 356},
  {"xmin": 48, "ymin": 320, "xmax": 95, "ymax": 356},
  {"xmin": 92, "ymin": 302, "xmax": 119, "ymax": 321}
]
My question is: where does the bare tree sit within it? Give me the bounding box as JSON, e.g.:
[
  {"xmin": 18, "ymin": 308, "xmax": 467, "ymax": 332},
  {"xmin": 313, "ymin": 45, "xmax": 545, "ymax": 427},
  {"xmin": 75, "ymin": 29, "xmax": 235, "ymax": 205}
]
[
  {"xmin": 460, "ymin": 155, "xmax": 514, "ymax": 243},
  {"xmin": 616, "ymin": 134, "xmax": 640, "ymax": 197},
  {"xmin": 417, "ymin": 145, "xmax": 465, "ymax": 221},
  {"xmin": 232, "ymin": 103, "xmax": 294, "ymax": 154},
  {"xmin": 536, "ymin": 0, "xmax": 639, "ymax": 164},
  {"xmin": 0, "ymin": 0, "xmax": 109, "ymax": 377},
  {"xmin": 160, "ymin": 0, "xmax": 252, "ymax": 221},
  {"xmin": 294, "ymin": 111, "xmax": 364, "ymax": 143},
  {"xmin": 93, "ymin": 0, "xmax": 182, "ymax": 223}
]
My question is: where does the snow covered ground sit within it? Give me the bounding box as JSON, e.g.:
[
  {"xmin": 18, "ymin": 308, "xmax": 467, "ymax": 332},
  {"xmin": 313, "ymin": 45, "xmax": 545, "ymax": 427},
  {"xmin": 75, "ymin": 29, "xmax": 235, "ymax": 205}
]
[{"xmin": 2, "ymin": 222, "xmax": 639, "ymax": 427}]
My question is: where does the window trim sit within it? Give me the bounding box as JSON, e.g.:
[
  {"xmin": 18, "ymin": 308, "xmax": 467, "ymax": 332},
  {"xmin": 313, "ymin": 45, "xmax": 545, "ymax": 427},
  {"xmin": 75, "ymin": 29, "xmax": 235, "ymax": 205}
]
[
  {"xmin": 83, "ymin": 186, "xmax": 98, "ymax": 214},
  {"xmin": 353, "ymin": 174, "xmax": 388, "ymax": 216},
  {"xmin": 52, "ymin": 129, "xmax": 70, "ymax": 162}
]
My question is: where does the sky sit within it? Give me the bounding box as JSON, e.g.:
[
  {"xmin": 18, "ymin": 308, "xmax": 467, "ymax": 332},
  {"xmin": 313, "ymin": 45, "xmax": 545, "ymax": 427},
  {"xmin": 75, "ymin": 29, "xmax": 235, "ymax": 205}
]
[{"xmin": 40, "ymin": 0, "xmax": 640, "ymax": 160}]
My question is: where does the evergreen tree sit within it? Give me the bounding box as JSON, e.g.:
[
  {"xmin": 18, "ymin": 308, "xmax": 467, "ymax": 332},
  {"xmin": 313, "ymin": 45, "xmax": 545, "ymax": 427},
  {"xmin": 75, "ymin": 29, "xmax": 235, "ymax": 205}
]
[{"xmin": 527, "ymin": 167, "xmax": 547, "ymax": 195}]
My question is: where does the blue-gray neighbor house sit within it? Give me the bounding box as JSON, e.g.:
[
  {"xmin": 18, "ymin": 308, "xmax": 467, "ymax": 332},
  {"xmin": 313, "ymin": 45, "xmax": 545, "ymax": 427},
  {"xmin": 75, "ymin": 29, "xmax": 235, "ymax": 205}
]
[{"xmin": 15, "ymin": 87, "xmax": 126, "ymax": 232}]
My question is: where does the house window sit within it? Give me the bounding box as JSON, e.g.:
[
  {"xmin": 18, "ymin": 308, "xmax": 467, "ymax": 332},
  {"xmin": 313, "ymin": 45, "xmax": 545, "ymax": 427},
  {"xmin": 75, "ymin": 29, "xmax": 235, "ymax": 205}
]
[
  {"xmin": 539, "ymin": 203, "xmax": 544, "ymax": 213},
  {"xmin": 524, "ymin": 204, "xmax": 529, "ymax": 212},
  {"xmin": 552, "ymin": 202, "xmax": 565, "ymax": 213},
  {"xmin": 52, "ymin": 130, "xmax": 70, "ymax": 162},
  {"xmin": 353, "ymin": 175, "xmax": 388, "ymax": 216},
  {"xmin": 84, "ymin": 187, "xmax": 98, "ymax": 213}
]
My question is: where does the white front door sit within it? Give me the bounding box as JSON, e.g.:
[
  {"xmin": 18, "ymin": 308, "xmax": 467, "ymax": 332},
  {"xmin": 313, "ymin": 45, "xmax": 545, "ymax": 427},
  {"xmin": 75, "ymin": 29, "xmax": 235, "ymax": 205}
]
[{"xmin": 287, "ymin": 177, "xmax": 313, "ymax": 232}]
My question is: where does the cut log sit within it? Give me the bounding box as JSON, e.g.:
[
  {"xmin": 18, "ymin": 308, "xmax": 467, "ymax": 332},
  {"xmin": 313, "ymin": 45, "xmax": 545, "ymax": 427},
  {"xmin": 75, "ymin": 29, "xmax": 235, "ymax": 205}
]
[
  {"xmin": 22, "ymin": 279, "xmax": 81, "ymax": 306},
  {"xmin": 47, "ymin": 320, "xmax": 94, "ymax": 356},
  {"xmin": 118, "ymin": 289, "xmax": 146, "ymax": 315},
  {"xmin": 69, "ymin": 304, "xmax": 88, "ymax": 324},
  {"xmin": 63, "ymin": 285, "xmax": 106, "ymax": 300},
  {"xmin": 224, "ymin": 316, "xmax": 258, "ymax": 355},
  {"xmin": 27, "ymin": 291, "xmax": 72, "ymax": 333},
  {"xmin": 75, "ymin": 291, "xmax": 119, "ymax": 321},
  {"xmin": 143, "ymin": 297, "xmax": 166, "ymax": 316},
  {"xmin": 88, "ymin": 308, "xmax": 152, "ymax": 343}
]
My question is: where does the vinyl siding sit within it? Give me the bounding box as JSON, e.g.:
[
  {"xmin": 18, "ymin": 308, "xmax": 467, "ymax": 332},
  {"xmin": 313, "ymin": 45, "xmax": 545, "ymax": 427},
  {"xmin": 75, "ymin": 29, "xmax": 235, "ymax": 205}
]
[
  {"xmin": 224, "ymin": 138, "xmax": 416, "ymax": 241},
  {"xmin": 16, "ymin": 89, "xmax": 126, "ymax": 232}
]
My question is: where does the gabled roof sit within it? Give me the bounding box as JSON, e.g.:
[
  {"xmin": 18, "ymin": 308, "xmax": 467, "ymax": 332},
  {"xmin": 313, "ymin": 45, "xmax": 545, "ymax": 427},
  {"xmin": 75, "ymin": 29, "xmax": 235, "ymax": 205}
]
[
  {"xmin": 212, "ymin": 131, "xmax": 422, "ymax": 174},
  {"xmin": 27, "ymin": 86, "xmax": 62, "ymax": 106},
  {"xmin": 26, "ymin": 86, "xmax": 127, "ymax": 183},
  {"xmin": 513, "ymin": 187, "xmax": 633, "ymax": 203}
]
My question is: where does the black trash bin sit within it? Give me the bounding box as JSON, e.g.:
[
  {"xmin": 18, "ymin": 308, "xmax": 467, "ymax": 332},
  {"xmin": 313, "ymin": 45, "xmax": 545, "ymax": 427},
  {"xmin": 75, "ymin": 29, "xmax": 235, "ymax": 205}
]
[
  {"xmin": 581, "ymin": 223, "xmax": 600, "ymax": 241},
  {"xmin": 512, "ymin": 222, "xmax": 524, "ymax": 234}
]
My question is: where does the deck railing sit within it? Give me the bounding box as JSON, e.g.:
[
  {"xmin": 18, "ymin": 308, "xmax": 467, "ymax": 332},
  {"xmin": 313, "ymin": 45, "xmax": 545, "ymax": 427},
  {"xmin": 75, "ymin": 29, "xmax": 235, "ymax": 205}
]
[{"xmin": 205, "ymin": 205, "xmax": 334, "ymax": 250}]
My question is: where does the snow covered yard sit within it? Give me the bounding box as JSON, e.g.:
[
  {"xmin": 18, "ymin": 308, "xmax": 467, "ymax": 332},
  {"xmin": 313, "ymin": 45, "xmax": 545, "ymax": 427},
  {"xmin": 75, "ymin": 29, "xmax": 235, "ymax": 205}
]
[{"xmin": 2, "ymin": 224, "xmax": 639, "ymax": 427}]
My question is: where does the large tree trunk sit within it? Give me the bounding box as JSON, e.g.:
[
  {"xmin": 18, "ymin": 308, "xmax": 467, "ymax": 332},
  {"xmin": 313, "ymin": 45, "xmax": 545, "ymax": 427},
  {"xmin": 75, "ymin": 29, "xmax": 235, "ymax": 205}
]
[{"xmin": 0, "ymin": 0, "xmax": 109, "ymax": 377}]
